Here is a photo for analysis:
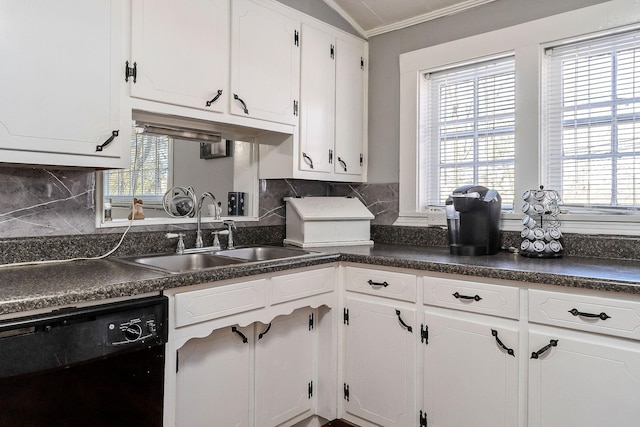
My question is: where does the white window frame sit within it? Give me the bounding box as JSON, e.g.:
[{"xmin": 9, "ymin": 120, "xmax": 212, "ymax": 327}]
[{"xmin": 398, "ymin": 0, "xmax": 640, "ymax": 235}]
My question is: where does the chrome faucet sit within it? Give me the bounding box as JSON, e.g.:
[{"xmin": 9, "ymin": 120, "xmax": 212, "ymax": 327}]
[
  {"xmin": 223, "ymin": 220, "xmax": 236, "ymax": 249},
  {"xmin": 195, "ymin": 192, "xmax": 216, "ymax": 248}
]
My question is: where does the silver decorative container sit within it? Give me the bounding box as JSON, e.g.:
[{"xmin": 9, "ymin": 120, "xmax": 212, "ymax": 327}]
[{"xmin": 520, "ymin": 186, "xmax": 563, "ymax": 258}]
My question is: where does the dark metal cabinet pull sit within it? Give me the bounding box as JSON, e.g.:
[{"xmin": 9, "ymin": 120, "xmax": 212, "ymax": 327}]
[
  {"xmin": 337, "ymin": 157, "xmax": 347, "ymax": 172},
  {"xmin": 96, "ymin": 130, "xmax": 119, "ymax": 152},
  {"xmin": 233, "ymin": 93, "xmax": 249, "ymax": 114},
  {"xmin": 453, "ymin": 292, "xmax": 482, "ymax": 302},
  {"xmin": 568, "ymin": 308, "xmax": 611, "ymax": 321},
  {"xmin": 395, "ymin": 309, "xmax": 412, "ymax": 333},
  {"xmin": 302, "ymin": 152, "xmax": 314, "ymax": 169},
  {"xmin": 491, "ymin": 329, "xmax": 515, "ymax": 356},
  {"xmin": 258, "ymin": 323, "xmax": 272, "ymax": 340},
  {"xmin": 531, "ymin": 339, "xmax": 558, "ymax": 359},
  {"xmin": 367, "ymin": 279, "xmax": 389, "ymax": 287},
  {"xmin": 206, "ymin": 89, "xmax": 223, "ymax": 107},
  {"xmin": 231, "ymin": 326, "xmax": 248, "ymax": 343}
]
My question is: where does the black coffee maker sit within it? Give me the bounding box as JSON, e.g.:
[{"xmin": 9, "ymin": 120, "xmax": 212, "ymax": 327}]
[{"xmin": 445, "ymin": 185, "xmax": 501, "ymax": 256}]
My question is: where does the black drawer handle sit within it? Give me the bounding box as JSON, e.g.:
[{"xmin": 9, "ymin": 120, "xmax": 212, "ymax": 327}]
[
  {"xmin": 258, "ymin": 322, "xmax": 272, "ymax": 340},
  {"xmin": 491, "ymin": 329, "xmax": 515, "ymax": 356},
  {"xmin": 568, "ymin": 308, "xmax": 611, "ymax": 321},
  {"xmin": 395, "ymin": 309, "xmax": 412, "ymax": 333},
  {"xmin": 231, "ymin": 326, "xmax": 248, "ymax": 343},
  {"xmin": 453, "ymin": 292, "xmax": 482, "ymax": 302},
  {"xmin": 368, "ymin": 279, "xmax": 389, "ymax": 288},
  {"xmin": 206, "ymin": 89, "xmax": 223, "ymax": 107},
  {"xmin": 531, "ymin": 339, "xmax": 558, "ymax": 359}
]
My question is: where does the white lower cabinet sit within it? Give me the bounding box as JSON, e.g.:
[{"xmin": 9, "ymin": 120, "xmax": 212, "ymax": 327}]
[
  {"xmin": 528, "ymin": 325, "xmax": 640, "ymax": 427},
  {"xmin": 176, "ymin": 325, "xmax": 253, "ymax": 427},
  {"xmin": 255, "ymin": 308, "xmax": 317, "ymax": 427},
  {"xmin": 528, "ymin": 289, "xmax": 640, "ymax": 427},
  {"xmin": 176, "ymin": 307, "xmax": 317, "ymax": 427},
  {"xmin": 423, "ymin": 308, "xmax": 519, "ymax": 427},
  {"xmin": 166, "ymin": 264, "xmax": 640, "ymax": 427},
  {"xmin": 342, "ymin": 296, "xmax": 416, "ymax": 427}
]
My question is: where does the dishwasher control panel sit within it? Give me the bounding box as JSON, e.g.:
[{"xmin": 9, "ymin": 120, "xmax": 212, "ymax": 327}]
[{"xmin": 107, "ymin": 314, "xmax": 159, "ymax": 346}]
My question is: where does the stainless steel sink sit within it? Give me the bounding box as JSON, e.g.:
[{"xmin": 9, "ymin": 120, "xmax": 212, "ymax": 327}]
[
  {"xmin": 117, "ymin": 253, "xmax": 243, "ymax": 274},
  {"xmin": 215, "ymin": 246, "xmax": 314, "ymax": 262},
  {"xmin": 116, "ymin": 246, "xmax": 315, "ymax": 274}
]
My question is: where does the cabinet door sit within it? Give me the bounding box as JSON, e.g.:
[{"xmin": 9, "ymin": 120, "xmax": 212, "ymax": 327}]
[
  {"xmin": 0, "ymin": 0, "xmax": 128, "ymax": 168},
  {"xmin": 298, "ymin": 23, "xmax": 335, "ymax": 174},
  {"xmin": 334, "ymin": 36, "xmax": 367, "ymax": 178},
  {"xmin": 343, "ymin": 297, "xmax": 416, "ymax": 427},
  {"xmin": 529, "ymin": 326, "xmax": 640, "ymax": 427},
  {"xmin": 130, "ymin": 0, "xmax": 229, "ymax": 113},
  {"xmin": 230, "ymin": 0, "xmax": 300, "ymax": 125},
  {"xmin": 423, "ymin": 309, "xmax": 519, "ymax": 427},
  {"xmin": 255, "ymin": 307, "xmax": 316, "ymax": 427},
  {"xmin": 176, "ymin": 326, "xmax": 252, "ymax": 427}
]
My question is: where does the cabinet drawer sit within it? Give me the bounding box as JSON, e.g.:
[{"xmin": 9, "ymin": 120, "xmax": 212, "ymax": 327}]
[
  {"xmin": 344, "ymin": 267, "xmax": 416, "ymax": 302},
  {"xmin": 529, "ymin": 289, "xmax": 640, "ymax": 339},
  {"xmin": 424, "ymin": 277, "xmax": 519, "ymax": 320},
  {"xmin": 270, "ymin": 267, "xmax": 335, "ymax": 304},
  {"xmin": 175, "ymin": 279, "xmax": 267, "ymax": 327}
]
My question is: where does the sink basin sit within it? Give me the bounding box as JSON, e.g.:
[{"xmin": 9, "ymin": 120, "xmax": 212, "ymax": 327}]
[
  {"xmin": 118, "ymin": 253, "xmax": 243, "ymax": 274},
  {"xmin": 215, "ymin": 246, "xmax": 314, "ymax": 262}
]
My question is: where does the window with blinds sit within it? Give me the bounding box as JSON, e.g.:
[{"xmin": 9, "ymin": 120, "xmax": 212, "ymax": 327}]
[
  {"xmin": 103, "ymin": 124, "xmax": 171, "ymax": 203},
  {"xmin": 545, "ymin": 30, "xmax": 640, "ymax": 209},
  {"xmin": 420, "ymin": 57, "xmax": 515, "ymax": 208}
]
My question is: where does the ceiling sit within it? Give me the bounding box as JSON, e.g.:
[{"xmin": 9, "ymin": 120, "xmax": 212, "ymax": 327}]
[{"xmin": 323, "ymin": 0, "xmax": 497, "ymax": 37}]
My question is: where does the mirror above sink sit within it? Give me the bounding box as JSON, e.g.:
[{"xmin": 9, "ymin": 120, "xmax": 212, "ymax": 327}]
[{"xmin": 96, "ymin": 111, "xmax": 262, "ymax": 228}]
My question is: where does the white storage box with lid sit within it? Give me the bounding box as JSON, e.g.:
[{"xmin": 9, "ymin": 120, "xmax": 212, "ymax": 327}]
[{"xmin": 284, "ymin": 197, "xmax": 374, "ymax": 247}]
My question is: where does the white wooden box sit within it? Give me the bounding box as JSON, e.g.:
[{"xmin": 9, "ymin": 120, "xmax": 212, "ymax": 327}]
[{"xmin": 284, "ymin": 197, "xmax": 374, "ymax": 247}]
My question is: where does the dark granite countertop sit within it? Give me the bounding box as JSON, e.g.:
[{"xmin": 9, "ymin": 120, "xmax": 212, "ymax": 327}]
[{"xmin": 0, "ymin": 243, "xmax": 639, "ymax": 316}]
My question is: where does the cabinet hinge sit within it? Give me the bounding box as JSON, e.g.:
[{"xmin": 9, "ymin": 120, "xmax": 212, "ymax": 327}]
[
  {"xmin": 343, "ymin": 308, "xmax": 349, "ymax": 325},
  {"xmin": 308, "ymin": 381, "xmax": 313, "ymax": 398},
  {"xmin": 343, "ymin": 383, "xmax": 350, "ymax": 401},
  {"xmin": 420, "ymin": 410, "xmax": 428, "ymax": 426},
  {"xmin": 293, "ymin": 100, "xmax": 299, "ymax": 116},
  {"xmin": 294, "ymin": 29, "xmax": 299, "ymax": 46},
  {"xmin": 309, "ymin": 312, "xmax": 314, "ymax": 330},
  {"xmin": 359, "ymin": 153, "xmax": 363, "ymax": 166},
  {"xmin": 176, "ymin": 350, "xmax": 179, "ymax": 373},
  {"xmin": 421, "ymin": 324, "xmax": 429, "ymax": 345},
  {"xmin": 124, "ymin": 60, "xmax": 137, "ymax": 83},
  {"xmin": 360, "ymin": 57, "xmax": 365, "ymax": 70},
  {"xmin": 330, "ymin": 44, "xmax": 335, "ymax": 59}
]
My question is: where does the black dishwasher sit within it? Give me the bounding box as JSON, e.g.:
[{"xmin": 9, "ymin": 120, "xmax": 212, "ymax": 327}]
[{"xmin": 0, "ymin": 295, "xmax": 168, "ymax": 427}]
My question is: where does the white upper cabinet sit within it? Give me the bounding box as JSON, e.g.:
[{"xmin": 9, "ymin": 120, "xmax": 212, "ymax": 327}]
[
  {"xmin": 334, "ymin": 34, "xmax": 367, "ymax": 179},
  {"xmin": 298, "ymin": 23, "xmax": 336, "ymax": 175},
  {"xmin": 130, "ymin": 0, "xmax": 230, "ymax": 113},
  {"xmin": 0, "ymin": 0, "xmax": 129, "ymax": 168},
  {"xmin": 230, "ymin": 0, "xmax": 300, "ymax": 125},
  {"xmin": 259, "ymin": 19, "xmax": 368, "ymax": 182}
]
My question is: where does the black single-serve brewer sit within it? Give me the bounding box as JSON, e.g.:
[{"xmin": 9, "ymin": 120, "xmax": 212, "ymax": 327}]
[{"xmin": 445, "ymin": 185, "xmax": 501, "ymax": 256}]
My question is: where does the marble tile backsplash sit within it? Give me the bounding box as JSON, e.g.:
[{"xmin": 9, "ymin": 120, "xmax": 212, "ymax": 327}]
[
  {"xmin": 0, "ymin": 167, "xmax": 398, "ymax": 238},
  {"xmin": 1, "ymin": 166, "xmax": 638, "ymax": 262}
]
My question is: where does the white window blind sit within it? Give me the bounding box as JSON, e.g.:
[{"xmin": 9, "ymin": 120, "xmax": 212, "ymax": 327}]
[
  {"xmin": 545, "ymin": 30, "xmax": 640, "ymax": 209},
  {"xmin": 421, "ymin": 56, "xmax": 515, "ymax": 208},
  {"xmin": 104, "ymin": 124, "xmax": 171, "ymax": 203}
]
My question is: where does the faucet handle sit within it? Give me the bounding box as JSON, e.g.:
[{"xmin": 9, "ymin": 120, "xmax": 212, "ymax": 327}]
[{"xmin": 166, "ymin": 232, "xmax": 186, "ymax": 254}]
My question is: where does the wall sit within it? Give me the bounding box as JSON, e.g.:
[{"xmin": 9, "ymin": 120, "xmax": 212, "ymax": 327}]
[{"xmin": 366, "ymin": 0, "xmax": 610, "ymax": 183}]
